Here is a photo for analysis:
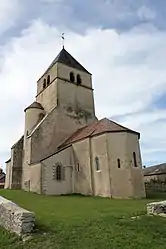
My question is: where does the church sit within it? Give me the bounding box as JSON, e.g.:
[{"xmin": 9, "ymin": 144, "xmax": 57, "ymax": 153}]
[{"xmin": 5, "ymin": 46, "xmax": 146, "ymax": 198}]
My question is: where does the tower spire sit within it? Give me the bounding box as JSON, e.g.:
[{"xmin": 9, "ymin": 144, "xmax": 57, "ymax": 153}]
[{"xmin": 61, "ymin": 33, "xmax": 65, "ymax": 49}]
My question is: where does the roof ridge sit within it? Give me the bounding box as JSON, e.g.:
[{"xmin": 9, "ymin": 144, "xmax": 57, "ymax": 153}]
[
  {"xmin": 106, "ymin": 118, "xmax": 131, "ymax": 131},
  {"xmin": 90, "ymin": 118, "xmax": 105, "ymax": 136}
]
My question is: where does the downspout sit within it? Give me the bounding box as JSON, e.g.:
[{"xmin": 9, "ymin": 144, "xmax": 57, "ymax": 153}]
[{"xmin": 89, "ymin": 137, "xmax": 95, "ymax": 195}]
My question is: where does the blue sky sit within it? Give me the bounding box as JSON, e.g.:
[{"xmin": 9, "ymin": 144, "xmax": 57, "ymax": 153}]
[{"xmin": 0, "ymin": 0, "xmax": 166, "ymax": 169}]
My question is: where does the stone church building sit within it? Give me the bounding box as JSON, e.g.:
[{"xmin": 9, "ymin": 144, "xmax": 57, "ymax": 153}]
[{"xmin": 5, "ymin": 47, "xmax": 145, "ymax": 198}]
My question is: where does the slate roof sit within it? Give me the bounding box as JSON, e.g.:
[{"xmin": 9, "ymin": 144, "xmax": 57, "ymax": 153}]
[
  {"xmin": 24, "ymin": 101, "xmax": 44, "ymax": 112},
  {"xmin": 46, "ymin": 48, "xmax": 91, "ymax": 74},
  {"xmin": 143, "ymin": 163, "xmax": 166, "ymax": 176},
  {"xmin": 58, "ymin": 118, "xmax": 140, "ymax": 149}
]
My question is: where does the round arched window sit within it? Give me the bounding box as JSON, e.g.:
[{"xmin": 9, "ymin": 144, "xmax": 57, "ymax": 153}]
[
  {"xmin": 47, "ymin": 75, "xmax": 50, "ymax": 85},
  {"xmin": 56, "ymin": 165, "xmax": 62, "ymax": 181},
  {"xmin": 43, "ymin": 79, "xmax": 46, "ymax": 89},
  {"xmin": 70, "ymin": 72, "xmax": 75, "ymax": 83},
  {"xmin": 95, "ymin": 157, "xmax": 100, "ymax": 171},
  {"xmin": 77, "ymin": 74, "xmax": 82, "ymax": 84}
]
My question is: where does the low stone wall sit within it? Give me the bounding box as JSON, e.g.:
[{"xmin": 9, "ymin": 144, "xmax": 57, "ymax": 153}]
[
  {"xmin": 147, "ymin": 200, "xmax": 166, "ymax": 217},
  {"xmin": 0, "ymin": 196, "xmax": 35, "ymax": 236},
  {"xmin": 145, "ymin": 182, "xmax": 166, "ymax": 193}
]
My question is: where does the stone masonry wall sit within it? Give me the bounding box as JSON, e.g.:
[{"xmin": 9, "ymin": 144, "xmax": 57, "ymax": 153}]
[
  {"xmin": 30, "ymin": 106, "xmax": 95, "ymax": 164},
  {"xmin": 11, "ymin": 136, "xmax": 24, "ymax": 189},
  {"xmin": 0, "ymin": 196, "xmax": 35, "ymax": 236}
]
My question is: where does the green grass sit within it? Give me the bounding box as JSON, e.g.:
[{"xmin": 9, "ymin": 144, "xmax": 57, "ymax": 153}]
[{"xmin": 0, "ymin": 190, "xmax": 166, "ymax": 248}]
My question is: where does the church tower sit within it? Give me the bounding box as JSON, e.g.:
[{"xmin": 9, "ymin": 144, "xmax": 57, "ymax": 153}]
[
  {"xmin": 22, "ymin": 47, "xmax": 98, "ymax": 186},
  {"xmin": 36, "ymin": 48, "xmax": 96, "ymax": 123}
]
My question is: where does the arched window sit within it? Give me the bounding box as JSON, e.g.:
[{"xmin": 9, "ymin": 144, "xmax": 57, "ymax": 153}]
[
  {"xmin": 70, "ymin": 72, "xmax": 75, "ymax": 83},
  {"xmin": 133, "ymin": 152, "xmax": 137, "ymax": 167},
  {"xmin": 95, "ymin": 157, "xmax": 100, "ymax": 171},
  {"xmin": 56, "ymin": 165, "xmax": 62, "ymax": 181},
  {"xmin": 76, "ymin": 163, "xmax": 80, "ymax": 172},
  {"xmin": 77, "ymin": 74, "xmax": 82, "ymax": 84},
  {"xmin": 43, "ymin": 79, "xmax": 46, "ymax": 89},
  {"xmin": 47, "ymin": 75, "xmax": 50, "ymax": 85},
  {"xmin": 117, "ymin": 158, "xmax": 121, "ymax": 168}
]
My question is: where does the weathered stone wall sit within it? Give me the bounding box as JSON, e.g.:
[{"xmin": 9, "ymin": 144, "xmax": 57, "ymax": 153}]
[
  {"xmin": 57, "ymin": 78, "xmax": 95, "ymax": 121},
  {"xmin": 144, "ymin": 174, "xmax": 166, "ymax": 183},
  {"xmin": 0, "ymin": 196, "xmax": 35, "ymax": 236},
  {"xmin": 29, "ymin": 163, "xmax": 42, "ymax": 194},
  {"xmin": 91, "ymin": 134, "xmax": 111, "ymax": 197},
  {"xmin": 41, "ymin": 147, "xmax": 73, "ymax": 195},
  {"xmin": 126, "ymin": 132, "xmax": 145, "ymax": 198},
  {"xmin": 36, "ymin": 79, "xmax": 58, "ymax": 113},
  {"xmin": 5, "ymin": 160, "xmax": 11, "ymax": 189},
  {"xmin": 37, "ymin": 63, "xmax": 58, "ymax": 96},
  {"xmin": 30, "ymin": 107, "xmax": 95, "ymax": 164},
  {"xmin": 145, "ymin": 180, "xmax": 166, "ymax": 192},
  {"xmin": 11, "ymin": 136, "xmax": 24, "ymax": 189},
  {"xmin": 73, "ymin": 138, "xmax": 93, "ymax": 196},
  {"xmin": 106, "ymin": 132, "xmax": 133, "ymax": 198},
  {"xmin": 147, "ymin": 201, "xmax": 166, "ymax": 217}
]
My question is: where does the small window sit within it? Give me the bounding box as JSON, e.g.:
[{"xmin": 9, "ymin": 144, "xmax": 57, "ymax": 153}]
[
  {"xmin": 95, "ymin": 157, "xmax": 100, "ymax": 171},
  {"xmin": 47, "ymin": 75, "xmax": 50, "ymax": 85},
  {"xmin": 117, "ymin": 158, "xmax": 121, "ymax": 168},
  {"xmin": 70, "ymin": 72, "xmax": 75, "ymax": 83},
  {"xmin": 133, "ymin": 152, "xmax": 137, "ymax": 167},
  {"xmin": 76, "ymin": 163, "xmax": 80, "ymax": 171},
  {"xmin": 77, "ymin": 74, "xmax": 82, "ymax": 84},
  {"xmin": 56, "ymin": 165, "xmax": 62, "ymax": 180},
  {"xmin": 43, "ymin": 79, "xmax": 46, "ymax": 89}
]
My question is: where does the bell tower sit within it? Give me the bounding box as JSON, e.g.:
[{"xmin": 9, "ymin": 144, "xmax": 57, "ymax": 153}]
[{"xmin": 36, "ymin": 48, "xmax": 97, "ymax": 123}]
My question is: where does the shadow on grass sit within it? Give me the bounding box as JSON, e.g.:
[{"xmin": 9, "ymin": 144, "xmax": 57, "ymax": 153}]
[{"xmin": 146, "ymin": 190, "xmax": 166, "ymax": 200}]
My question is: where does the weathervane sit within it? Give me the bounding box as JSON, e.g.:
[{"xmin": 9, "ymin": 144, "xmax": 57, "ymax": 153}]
[{"xmin": 61, "ymin": 33, "xmax": 65, "ymax": 48}]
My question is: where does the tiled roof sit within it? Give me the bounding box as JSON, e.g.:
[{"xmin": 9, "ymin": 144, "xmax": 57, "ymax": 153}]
[
  {"xmin": 58, "ymin": 118, "xmax": 140, "ymax": 148},
  {"xmin": 143, "ymin": 163, "xmax": 166, "ymax": 176},
  {"xmin": 47, "ymin": 48, "xmax": 91, "ymax": 74}
]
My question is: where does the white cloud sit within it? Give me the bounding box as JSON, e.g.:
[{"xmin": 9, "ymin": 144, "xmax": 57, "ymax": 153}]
[
  {"xmin": 0, "ymin": 0, "xmax": 21, "ymax": 36},
  {"xmin": 1, "ymin": 19, "xmax": 166, "ymax": 169}
]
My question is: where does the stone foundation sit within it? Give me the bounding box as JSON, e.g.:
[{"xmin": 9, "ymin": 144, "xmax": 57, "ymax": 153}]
[
  {"xmin": 0, "ymin": 196, "xmax": 35, "ymax": 236},
  {"xmin": 147, "ymin": 200, "xmax": 166, "ymax": 217}
]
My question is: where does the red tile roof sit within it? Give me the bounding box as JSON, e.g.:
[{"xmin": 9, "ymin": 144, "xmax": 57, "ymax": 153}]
[{"xmin": 58, "ymin": 118, "xmax": 140, "ymax": 148}]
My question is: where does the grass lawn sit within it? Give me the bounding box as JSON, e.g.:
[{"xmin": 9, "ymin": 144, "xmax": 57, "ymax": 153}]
[{"xmin": 0, "ymin": 190, "xmax": 166, "ymax": 249}]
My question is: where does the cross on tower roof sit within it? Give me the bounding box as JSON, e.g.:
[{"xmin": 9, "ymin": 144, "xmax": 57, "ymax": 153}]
[{"xmin": 61, "ymin": 33, "xmax": 65, "ymax": 49}]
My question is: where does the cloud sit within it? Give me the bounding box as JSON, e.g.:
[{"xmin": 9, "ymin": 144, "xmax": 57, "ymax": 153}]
[
  {"xmin": 0, "ymin": 0, "xmax": 21, "ymax": 36},
  {"xmin": 1, "ymin": 18, "xmax": 166, "ymax": 169},
  {"xmin": 116, "ymin": 110, "xmax": 166, "ymax": 165},
  {"xmin": 137, "ymin": 5, "xmax": 156, "ymax": 21},
  {"xmin": 5, "ymin": 0, "xmax": 161, "ymax": 41}
]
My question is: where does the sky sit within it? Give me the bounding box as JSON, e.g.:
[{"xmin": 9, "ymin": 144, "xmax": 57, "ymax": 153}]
[{"xmin": 0, "ymin": 0, "xmax": 166, "ymax": 169}]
